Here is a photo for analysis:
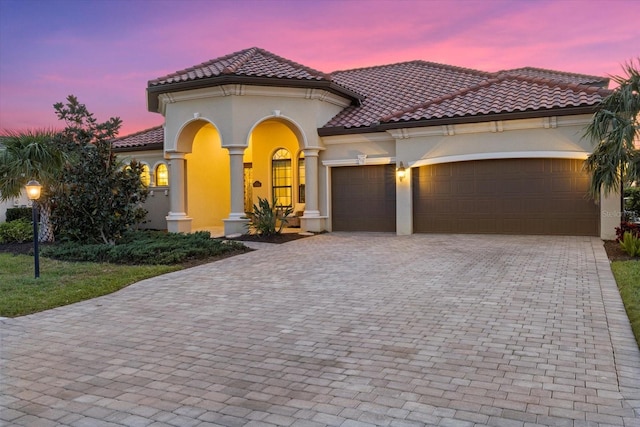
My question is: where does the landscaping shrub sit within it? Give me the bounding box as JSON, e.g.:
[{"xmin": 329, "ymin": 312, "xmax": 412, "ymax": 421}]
[
  {"xmin": 0, "ymin": 219, "xmax": 33, "ymax": 243},
  {"xmin": 620, "ymin": 231, "xmax": 640, "ymax": 257},
  {"xmin": 615, "ymin": 222, "xmax": 640, "ymax": 242},
  {"xmin": 5, "ymin": 207, "xmax": 32, "ymax": 222},
  {"xmin": 41, "ymin": 230, "xmax": 248, "ymax": 265},
  {"xmin": 247, "ymin": 197, "xmax": 293, "ymax": 237},
  {"xmin": 624, "ymin": 186, "xmax": 640, "ymax": 218}
]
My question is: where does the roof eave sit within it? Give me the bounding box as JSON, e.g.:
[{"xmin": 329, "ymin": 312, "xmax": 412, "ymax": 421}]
[
  {"xmin": 112, "ymin": 143, "xmax": 164, "ymax": 153},
  {"xmin": 318, "ymin": 105, "xmax": 599, "ymax": 136},
  {"xmin": 147, "ymin": 75, "xmax": 364, "ymax": 113}
]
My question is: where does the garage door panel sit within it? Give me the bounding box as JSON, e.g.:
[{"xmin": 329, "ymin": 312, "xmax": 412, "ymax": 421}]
[
  {"xmin": 332, "ymin": 165, "xmax": 396, "ymax": 232},
  {"xmin": 413, "ymin": 159, "xmax": 599, "ymax": 236}
]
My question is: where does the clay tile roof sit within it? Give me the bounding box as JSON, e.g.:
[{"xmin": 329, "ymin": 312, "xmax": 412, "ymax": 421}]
[
  {"xmin": 143, "ymin": 47, "xmax": 611, "ymax": 137},
  {"xmin": 381, "ymin": 75, "xmax": 611, "ymax": 124},
  {"xmin": 498, "ymin": 66, "xmax": 609, "ymax": 87},
  {"xmin": 112, "ymin": 125, "xmax": 163, "ymax": 151},
  {"xmin": 147, "ymin": 47, "xmax": 363, "ymax": 112},
  {"xmin": 149, "ymin": 47, "xmax": 332, "ymax": 86},
  {"xmin": 324, "ymin": 61, "xmax": 493, "ymax": 130}
]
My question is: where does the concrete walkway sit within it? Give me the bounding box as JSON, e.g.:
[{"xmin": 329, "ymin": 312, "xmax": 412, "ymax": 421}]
[{"xmin": 1, "ymin": 233, "xmax": 638, "ymax": 427}]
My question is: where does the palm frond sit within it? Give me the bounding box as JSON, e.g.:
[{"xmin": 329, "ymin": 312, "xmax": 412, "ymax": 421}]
[{"xmin": 584, "ymin": 58, "xmax": 640, "ymax": 198}]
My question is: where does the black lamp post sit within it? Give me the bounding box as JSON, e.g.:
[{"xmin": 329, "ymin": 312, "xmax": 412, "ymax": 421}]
[{"xmin": 25, "ymin": 180, "xmax": 42, "ymax": 279}]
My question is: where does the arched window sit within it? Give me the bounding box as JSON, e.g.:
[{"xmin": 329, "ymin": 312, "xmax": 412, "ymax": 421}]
[
  {"xmin": 156, "ymin": 163, "xmax": 169, "ymax": 186},
  {"xmin": 272, "ymin": 148, "xmax": 292, "ymax": 207},
  {"xmin": 140, "ymin": 164, "xmax": 151, "ymax": 187},
  {"xmin": 297, "ymin": 151, "xmax": 305, "ymax": 203}
]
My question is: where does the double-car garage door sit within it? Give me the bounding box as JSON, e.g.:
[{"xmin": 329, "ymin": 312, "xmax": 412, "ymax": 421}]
[{"xmin": 332, "ymin": 159, "xmax": 599, "ymax": 236}]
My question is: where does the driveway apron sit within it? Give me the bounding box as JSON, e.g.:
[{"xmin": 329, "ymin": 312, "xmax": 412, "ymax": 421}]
[{"xmin": 1, "ymin": 233, "xmax": 639, "ymax": 427}]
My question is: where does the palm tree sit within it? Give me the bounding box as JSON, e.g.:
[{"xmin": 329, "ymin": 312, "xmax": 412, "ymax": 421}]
[
  {"xmin": 584, "ymin": 59, "xmax": 640, "ymax": 201},
  {"xmin": 0, "ymin": 129, "xmax": 65, "ymax": 242}
]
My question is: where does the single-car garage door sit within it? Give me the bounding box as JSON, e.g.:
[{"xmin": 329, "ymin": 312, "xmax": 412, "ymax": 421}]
[
  {"xmin": 332, "ymin": 165, "xmax": 396, "ymax": 231},
  {"xmin": 413, "ymin": 158, "xmax": 599, "ymax": 236}
]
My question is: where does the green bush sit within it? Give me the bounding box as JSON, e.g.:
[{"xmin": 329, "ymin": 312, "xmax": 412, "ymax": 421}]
[
  {"xmin": 247, "ymin": 197, "xmax": 293, "ymax": 237},
  {"xmin": 6, "ymin": 207, "xmax": 32, "ymax": 222},
  {"xmin": 624, "ymin": 187, "xmax": 640, "ymax": 217},
  {"xmin": 0, "ymin": 219, "xmax": 33, "ymax": 243},
  {"xmin": 41, "ymin": 230, "xmax": 248, "ymax": 265},
  {"xmin": 620, "ymin": 231, "xmax": 640, "ymax": 257}
]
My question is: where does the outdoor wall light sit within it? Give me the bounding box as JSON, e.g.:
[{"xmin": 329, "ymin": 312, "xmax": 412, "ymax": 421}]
[
  {"xmin": 25, "ymin": 180, "xmax": 42, "ymax": 279},
  {"xmin": 397, "ymin": 162, "xmax": 406, "ymax": 181}
]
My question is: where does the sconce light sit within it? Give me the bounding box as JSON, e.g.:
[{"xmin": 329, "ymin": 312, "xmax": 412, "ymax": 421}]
[{"xmin": 396, "ymin": 162, "xmax": 406, "ymax": 181}]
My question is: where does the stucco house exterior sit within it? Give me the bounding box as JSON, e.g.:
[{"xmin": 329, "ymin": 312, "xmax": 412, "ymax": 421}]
[{"xmin": 113, "ymin": 47, "xmax": 619, "ymax": 239}]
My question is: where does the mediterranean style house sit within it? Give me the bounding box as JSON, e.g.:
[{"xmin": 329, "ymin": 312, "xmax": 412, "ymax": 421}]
[{"xmin": 113, "ymin": 47, "xmax": 620, "ymax": 239}]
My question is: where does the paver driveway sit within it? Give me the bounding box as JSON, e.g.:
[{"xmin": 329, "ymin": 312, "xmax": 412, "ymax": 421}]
[{"xmin": 1, "ymin": 233, "xmax": 639, "ymax": 427}]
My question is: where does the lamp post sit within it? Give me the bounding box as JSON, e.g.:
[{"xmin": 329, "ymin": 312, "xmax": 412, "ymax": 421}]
[{"xmin": 25, "ymin": 180, "xmax": 42, "ymax": 279}]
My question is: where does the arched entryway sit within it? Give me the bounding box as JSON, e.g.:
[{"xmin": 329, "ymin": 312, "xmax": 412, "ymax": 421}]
[
  {"xmin": 185, "ymin": 123, "xmax": 230, "ymax": 231},
  {"xmin": 246, "ymin": 119, "xmax": 305, "ymax": 212}
]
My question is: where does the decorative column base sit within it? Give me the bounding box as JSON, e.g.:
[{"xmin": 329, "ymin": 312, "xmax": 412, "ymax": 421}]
[
  {"xmin": 166, "ymin": 212, "xmax": 192, "ymax": 233},
  {"xmin": 300, "ymin": 215, "xmax": 327, "ymax": 233},
  {"xmin": 223, "ymin": 217, "xmax": 250, "ymax": 236}
]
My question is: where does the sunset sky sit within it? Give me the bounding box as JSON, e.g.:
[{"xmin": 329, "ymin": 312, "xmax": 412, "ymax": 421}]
[{"xmin": 1, "ymin": 0, "xmax": 638, "ymax": 136}]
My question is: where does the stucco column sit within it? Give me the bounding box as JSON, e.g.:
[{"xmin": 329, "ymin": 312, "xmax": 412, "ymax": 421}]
[
  {"xmin": 300, "ymin": 148, "xmax": 326, "ymax": 232},
  {"xmin": 396, "ymin": 162, "xmax": 412, "ymax": 235},
  {"xmin": 223, "ymin": 146, "xmax": 250, "ymax": 236},
  {"xmin": 165, "ymin": 152, "xmax": 192, "ymax": 233},
  {"xmin": 302, "ymin": 149, "xmax": 320, "ymax": 217}
]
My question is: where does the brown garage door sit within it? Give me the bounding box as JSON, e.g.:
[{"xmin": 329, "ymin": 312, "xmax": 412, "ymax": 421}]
[
  {"xmin": 413, "ymin": 158, "xmax": 599, "ymax": 236},
  {"xmin": 332, "ymin": 165, "xmax": 396, "ymax": 232}
]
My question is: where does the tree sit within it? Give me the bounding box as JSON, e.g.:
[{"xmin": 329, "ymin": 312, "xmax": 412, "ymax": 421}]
[
  {"xmin": 50, "ymin": 95, "xmax": 148, "ymax": 244},
  {"xmin": 584, "ymin": 59, "xmax": 640, "ymax": 199},
  {"xmin": 0, "ymin": 129, "xmax": 66, "ymax": 242}
]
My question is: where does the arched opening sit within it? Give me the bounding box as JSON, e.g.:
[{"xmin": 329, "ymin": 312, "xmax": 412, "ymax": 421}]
[
  {"xmin": 184, "ymin": 123, "xmax": 230, "ymax": 231},
  {"xmin": 246, "ymin": 120, "xmax": 304, "ymax": 212},
  {"xmin": 155, "ymin": 163, "xmax": 169, "ymax": 186}
]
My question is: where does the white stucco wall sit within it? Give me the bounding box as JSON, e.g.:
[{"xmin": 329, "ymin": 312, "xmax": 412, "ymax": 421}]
[
  {"xmin": 321, "ymin": 115, "xmax": 619, "ymax": 240},
  {"xmin": 0, "ymin": 192, "xmax": 30, "ymax": 223},
  {"xmin": 148, "ymin": 82, "xmax": 619, "ymax": 239}
]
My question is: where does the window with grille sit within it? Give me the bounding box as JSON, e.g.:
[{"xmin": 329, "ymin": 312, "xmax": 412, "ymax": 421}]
[
  {"xmin": 298, "ymin": 151, "xmax": 305, "ymax": 203},
  {"xmin": 272, "ymin": 148, "xmax": 292, "ymax": 207},
  {"xmin": 156, "ymin": 163, "xmax": 169, "ymax": 186}
]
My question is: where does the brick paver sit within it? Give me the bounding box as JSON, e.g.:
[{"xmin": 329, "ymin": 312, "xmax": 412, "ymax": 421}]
[{"xmin": 1, "ymin": 233, "xmax": 638, "ymax": 426}]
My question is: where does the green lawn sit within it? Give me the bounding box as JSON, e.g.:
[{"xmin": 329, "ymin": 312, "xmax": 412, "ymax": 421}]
[
  {"xmin": 0, "ymin": 254, "xmax": 179, "ymax": 317},
  {"xmin": 611, "ymin": 260, "xmax": 640, "ymax": 347}
]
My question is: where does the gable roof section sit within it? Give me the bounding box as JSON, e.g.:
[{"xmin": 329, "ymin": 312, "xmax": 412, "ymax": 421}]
[
  {"xmin": 323, "ymin": 61, "xmax": 493, "ymax": 132},
  {"xmin": 112, "ymin": 125, "xmax": 163, "ymax": 152},
  {"xmin": 147, "ymin": 47, "xmax": 363, "ymax": 112},
  {"xmin": 379, "ymin": 75, "xmax": 611, "ymax": 127},
  {"xmin": 320, "ymin": 63, "xmax": 610, "ymax": 135}
]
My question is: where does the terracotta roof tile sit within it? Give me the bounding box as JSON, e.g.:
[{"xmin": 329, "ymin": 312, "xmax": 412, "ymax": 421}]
[
  {"xmin": 149, "ymin": 47, "xmax": 332, "ymax": 86},
  {"xmin": 382, "ymin": 75, "xmax": 610, "ymax": 123},
  {"xmin": 143, "ymin": 47, "xmax": 611, "ymax": 138},
  {"xmin": 498, "ymin": 67, "xmax": 609, "ymax": 87},
  {"xmin": 326, "ymin": 61, "xmax": 492, "ymax": 129},
  {"xmin": 112, "ymin": 125, "xmax": 163, "ymax": 150}
]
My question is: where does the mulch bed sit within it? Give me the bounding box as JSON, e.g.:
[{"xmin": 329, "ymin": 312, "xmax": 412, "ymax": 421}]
[
  {"xmin": 603, "ymin": 240, "xmax": 639, "ymax": 262},
  {"xmin": 0, "ymin": 242, "xmax": 40, "ymax": 255},
  {"xmin": 228, "ymin": 232, "xmax": 313, "ymax": 244}
]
